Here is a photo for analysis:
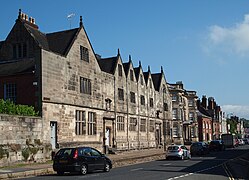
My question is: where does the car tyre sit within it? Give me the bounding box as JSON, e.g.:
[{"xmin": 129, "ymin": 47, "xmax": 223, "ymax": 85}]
[
  {"xmin": 104, "ymin": 163, "xmax": 110, "ymax": 172},
  {"xmin": 80, "ymin": 164, "xmax": 88, "ymax": 175},
  {"xmin": 57, "ymin": 171, "xmax": 64, "ymax": 176}
]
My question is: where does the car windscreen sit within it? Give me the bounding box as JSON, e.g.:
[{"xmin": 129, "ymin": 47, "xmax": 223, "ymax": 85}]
[
  {"xmin": 56, "ymin": 148, "xmax": 74, "ymax": 157},
  {"xmin": 167, "ymin": 146, "xmax": 179, "ymax": 151}
]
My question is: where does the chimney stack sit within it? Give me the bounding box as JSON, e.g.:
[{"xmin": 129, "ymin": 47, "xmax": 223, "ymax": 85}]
[{"xmin": 201, "ymin": 95, "xmax": 207, "ymax": 109}]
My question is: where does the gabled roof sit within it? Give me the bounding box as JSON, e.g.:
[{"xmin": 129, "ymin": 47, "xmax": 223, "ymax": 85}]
[
  {"xmin": 0, "ymin": 59, "xmax": 35, "ymax": 76},
  {"xmin": 46, "ymin": 28, "xmax": 79, "ymax": 55},
  {"xmin": 143, "ymin": 71, "xmax": 149, "ymax": 85},
  {"xmin": 97, "ymin": 56, "xmax": 118, "ymax": 74},
  {"xmin": 122, "ymin": 61, "xmax": 130, "ymax": 76},
  {"xmin": 151, "ymin": 73, "xmax": 162, "ymax": 91},
  {"xmin": 10, "ymin": 17, "xmax": 80, "ymax": 57},
  {"xmin": 24, "ymin": 23, "xmax": 49, "ymax": 51},
  {"xmin": 133, "ymin": 67, "xmax": 140, "ymax": 81}
]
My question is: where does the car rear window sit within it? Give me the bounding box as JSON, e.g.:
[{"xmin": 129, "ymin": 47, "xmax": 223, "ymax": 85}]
[
  {"xmin": 56, "ymin": 148, "xmax": 74, "ymax": 156},
  {"xmin": 167, "ymin": 146, "xmax": 179, "ymax": 150}
]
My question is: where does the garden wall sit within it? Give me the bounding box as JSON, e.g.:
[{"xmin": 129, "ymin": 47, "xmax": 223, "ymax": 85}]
[{"xmin": 0, "ymin": 114, "xmax": 51, "ymax": 167}]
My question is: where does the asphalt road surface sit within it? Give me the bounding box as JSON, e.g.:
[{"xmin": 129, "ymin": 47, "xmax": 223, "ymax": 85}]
[{"xmin": 21, "ymin": 145, "xmax": 249, "ymax": 180}]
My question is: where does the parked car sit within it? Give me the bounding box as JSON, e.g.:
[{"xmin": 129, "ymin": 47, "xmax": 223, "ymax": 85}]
[
  {"xmin": 190, "ymin": 142, "xmax": 209, "ymax": 156},
  {"xmin": 242, "ymin": 138, "xmax": 249, "ymax": 145},
  {"xmin": 53, "ymin": 147, "xmax": 112, "ymax": 175},
  {"xmin": 209, "ymin": 140, "xmax": 225, "ymax": 151},
  {"xmin": 238, "ymin": 139, "xmax": 245, "ymax": 145},
  {"xmin": 166, "ymin": 144, "xmax": 191, "ymax": 160}
]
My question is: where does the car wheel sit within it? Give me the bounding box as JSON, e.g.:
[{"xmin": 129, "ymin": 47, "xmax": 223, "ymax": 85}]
[
  {"xmin": 57, "ymin": 171, "xmax": 64, "ymax": 176},
  {"xmin": 80, "ymin": 164, "xmax": 88, "ymax": 175},
  {"xmin": 104, "ymin": 163, "xmax": 110, "ymax": 172}
]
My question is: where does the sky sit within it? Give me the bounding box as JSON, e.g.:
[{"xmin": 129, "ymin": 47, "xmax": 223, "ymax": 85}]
[{"xmin": 1, "ymin": 0, "xmax": 249, "ymax": 119}]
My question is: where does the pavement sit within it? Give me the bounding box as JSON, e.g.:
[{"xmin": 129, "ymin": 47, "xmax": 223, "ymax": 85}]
[{"xmin": 0, "ymin": 148, "xmax": 165, "ymax": 179}]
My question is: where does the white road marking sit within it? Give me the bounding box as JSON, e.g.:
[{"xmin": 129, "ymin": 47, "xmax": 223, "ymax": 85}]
[
  {"xmin": 162, "ymin": 163, "xmax": 172, "ymax": 166},
  {"xmin": 130, "ymin": 167, "xmax": 143, "ymax": 171}
]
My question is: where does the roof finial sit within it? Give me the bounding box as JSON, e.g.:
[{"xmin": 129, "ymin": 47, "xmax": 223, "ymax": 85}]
[
  {"xmin": 139, "ymin": 61, "xmax": 141, "ymax": 67},
  {"xmin": 117, "ymin": 48, "xmax": 120, "ymax": 56},
  {"xmin": 148, "ymin": 65, "xmax": 151, "ymax": 72},
  {"xmin": 161, "ymin": 66, "xmax": 163, "ymax": 73},
  {"xmin": 129, "ymin": 55, "xmax": 131, "ymax": 62},
  {"xmin": 18, "ymin": 9, "xmax": 22, "ymax": 19},
  {"xmin": 79, "ymin": 16, "xmax": 83, "ymax": 27}
]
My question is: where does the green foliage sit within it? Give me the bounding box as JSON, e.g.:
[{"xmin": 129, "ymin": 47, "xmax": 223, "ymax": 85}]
[
  {"xmin": 21, "ymin": 148, "xmax": 30, "ymax": 161},
  {"xmin": 0, "ymin": 146, "xmax": 9, "ymax": 159},
  {"xmin": 0, "ymin": 99, "xmax": 38, "ymax": 116}
]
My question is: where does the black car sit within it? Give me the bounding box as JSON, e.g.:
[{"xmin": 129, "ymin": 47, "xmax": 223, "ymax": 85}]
[
  {"xmin": 53, "ymin": 147, "xmax": 112, "ymax": 175},
  {"xmin": 209, "ymin": 140, "xmax": 225, "ymax": 151},
  {"xmin": 190, "ymin": 142, "xmax": 209, "ymax": 156}
]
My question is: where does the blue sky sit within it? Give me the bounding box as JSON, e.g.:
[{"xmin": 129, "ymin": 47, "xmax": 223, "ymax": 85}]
[{"xmin": 1, "ymin": 1, "xmax": 249, "ymax": 119}]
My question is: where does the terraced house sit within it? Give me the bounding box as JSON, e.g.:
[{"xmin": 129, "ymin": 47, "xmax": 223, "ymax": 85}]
[{"xmin": 0, "ymin": 10, "xmax": 174, "ymax": 153}]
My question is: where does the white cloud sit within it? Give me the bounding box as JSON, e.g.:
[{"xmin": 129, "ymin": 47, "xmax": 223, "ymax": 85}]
[
  {"xmin": 221, "ymin": 105, "xmax": 249, "ymax": 119},
  {"xmin": 206, "ymin": 14, "xmax": 249, "ymax": 57}
]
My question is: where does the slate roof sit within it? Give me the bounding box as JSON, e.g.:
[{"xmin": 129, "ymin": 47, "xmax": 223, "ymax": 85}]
[
  {"xmin": 143, "ymin": 71, "xmax": 149, "ymax": 85},
  {"xmin": 97, "ymin": 56, "xmax": 118, "ymax": 74},
  {"xmin": 151, "ymin": 73, "xmax": 162, "ymax": 91},
  {"xmin": 46, "ymin": 28, "xmax": 79, "ymax": 55},
  {"xmin": 24, "ymin": 23, "xmax": 49, "ymax": 51},
  {"xmin": 0, "ymin": 41, "xmax": 3, "ymax": 49},
  {"xmin": 23, "ymin": 20, "xmax": 79, "ymax": 56},
  {"xmin": 198, "ymin": 105, "xmax": 212, "ymax": 117},
  {"xmin": 122, "ymin": 62, "xmax": 130, "ymax": 76},
  {"xmin": 0, "ymin": 59, "xmax": 35, "ymax": 76},
  {"xmin": 133, "ymin": 67, "xmax": 140, "ymax": 81}
]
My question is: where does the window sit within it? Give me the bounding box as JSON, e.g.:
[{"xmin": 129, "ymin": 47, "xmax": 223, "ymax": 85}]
[
  {"xmin": 4, "ymin": 83, "xmax": 17, "ymax": 103},
  {"xmin": 117, "ymin": 116, "xmax": 125, "ymax": 131},
  {"xmin": 149, "ymin": 120, "xmax": 154, "ymax": 132},
  {"xmin": 173, "ymin": 126, "xmax": 178, "ymax": 137},
  {"xmin": 140, "ymin": 119, "xmax": 146, "ymax": 132},
  {"xmin": 80, "ymin": 77, "xmax": 91, "ymax": 94},
  {"xmin": 75, "ymin": 110, "xmax": 86, "ymax": 135},
  {"xmin": 130, "ymin": 92, "xmax": 136, "ymax": 103},
  {"xmin": 118, "ymin": 64, "xmax": 122, "ymax": 76},
  {"xmin": 129, "ymin": 117, "xmax": 137, "ymax": 131},
  {"xmin": 80, "ymin": 46, "xmax": 89, "ymax": 62},
  {"xmin": 130, "ymin": 70, "xmax": 134, "ymax": 81},
  {"xmin": 189, "ymin": 112, "xmax": 194, "ymax": 121},
  {"xmin": 172, "ymin": 108, "xmax": 177, "ymax": 119},
  {"xmin": 149, "ymin": 98, "xmax": 153, "ymax": 107},
  {"xmin": 12, "ymin": 43, "xmax": 27, "ymax": 59},
  {"xmin": 140, "ymin": 95, "xmax": 145, "ymax": 105},
  {"xmin": 188, "ymin": 100, "xmax": 194, "ymax": 107},
  {"xmin": 88, "ymin": 112, "xmax": 96, "ymax": 135},
  {"xmin": 140, "ymin": 74, "xmax": 143, "ymax": 85},
  {"xmin": 164, "ymin": 103, "xmax": 168, "ymax": 111},
  {"xmin": 172, "ymin": 94, "xmax": 177, "ymax": 101},
  {"xmin": 118, "ymin": 88, "xmax": 124, "ymax": 101}
]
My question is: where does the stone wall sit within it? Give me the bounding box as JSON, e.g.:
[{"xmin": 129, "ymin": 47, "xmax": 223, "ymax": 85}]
[{"xmin": 0, "ymin": 114, "xmax": 51, "ymax": 167}]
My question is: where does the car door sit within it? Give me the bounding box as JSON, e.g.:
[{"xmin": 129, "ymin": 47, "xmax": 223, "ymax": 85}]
[
  {"xmin": 82, "ymin": 148, "xmax": 96, "ymax": 171},
  {"xmin": 90, "ymin": 148, "xmax": 105, "ymax": 170}
]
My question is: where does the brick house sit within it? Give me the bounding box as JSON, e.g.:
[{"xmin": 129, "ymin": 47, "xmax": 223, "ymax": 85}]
[{"xmin": 0, "ymin": 10, "xmax": 173, "ymax": 153}]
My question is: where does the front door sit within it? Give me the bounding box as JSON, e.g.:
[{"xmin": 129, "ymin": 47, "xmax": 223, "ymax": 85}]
[
  {"xmin": 50, "ymin": 121, "xmax": 57, "ymax": 149},
  {"xmin": 105, "ymin": 127, "xmax": 110, "ymax": 147}
]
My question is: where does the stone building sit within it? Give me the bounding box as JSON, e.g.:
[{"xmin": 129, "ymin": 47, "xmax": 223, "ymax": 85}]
[
  {"xmin": 168, "ymin": 81, "xmax": 198, "ymax": 144},
  {"xmin": 0, "ymin": 10, "xmax": 173, "ymax": 153}
]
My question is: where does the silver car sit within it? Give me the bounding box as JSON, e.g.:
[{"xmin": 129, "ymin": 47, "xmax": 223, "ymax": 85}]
[{"xmin": 166, "ymin": 144, "xmax": 191, "ymax": 160}]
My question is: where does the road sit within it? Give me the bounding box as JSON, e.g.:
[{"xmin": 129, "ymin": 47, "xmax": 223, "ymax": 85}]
[{"xmin": 21, "ymin": 145, "xmax": 249, "ymax": 180}]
